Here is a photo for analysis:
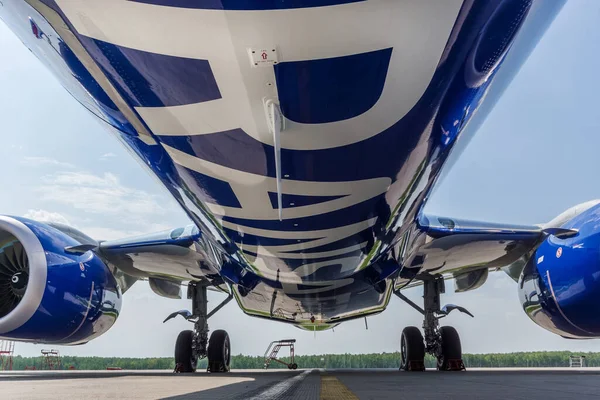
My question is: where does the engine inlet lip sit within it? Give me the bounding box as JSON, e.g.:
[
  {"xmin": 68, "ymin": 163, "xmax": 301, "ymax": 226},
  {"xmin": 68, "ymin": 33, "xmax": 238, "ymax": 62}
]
[{"xmin": 0, "ymin": 216, "xmax": 47, "ymax": 334}]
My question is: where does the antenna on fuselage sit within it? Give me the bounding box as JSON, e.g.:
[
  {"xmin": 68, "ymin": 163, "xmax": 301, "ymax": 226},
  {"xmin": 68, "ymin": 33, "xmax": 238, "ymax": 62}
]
[{"xmin": 266, "ymin": 99, "xmax": 284, "ymax": 221}]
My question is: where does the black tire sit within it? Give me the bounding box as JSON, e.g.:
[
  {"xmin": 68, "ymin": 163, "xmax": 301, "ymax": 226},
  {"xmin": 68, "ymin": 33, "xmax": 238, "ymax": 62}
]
[
  {"xmin": 207, "ymin": 330, "xmax": 231, "ymax": 373},
  {"xmin": 291, "ymin": 363, "xmax": 298, "ymax": 370},
  {"xmin": 400, "ymin": 326, "xmax": 425, "ymax": 371},
  {"xmin": 437, "ymin": 326, "xmax": 462, "ymax": 370},
  {"xmin": 175, "ymin": 330, "xmax": 197, "ymax": 373}
]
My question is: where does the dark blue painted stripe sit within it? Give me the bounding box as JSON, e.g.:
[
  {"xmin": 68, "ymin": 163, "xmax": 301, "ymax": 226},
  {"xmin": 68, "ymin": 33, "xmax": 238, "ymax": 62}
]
[
  {"xmin": 275, "ymin": 48, "xmax": 392, "ymax": 124},
  {"xmin": 77, "ymin": 36, "xmax": 221, "ymax": 107},
  {"xmin": 57, "ymin": 35, "xmax": 138, "ymax": 136},
  {"xmin": 224, "ymin": 228, "xmax": 319, "ymax": 247},
  {"xmin": 129, "ymin": 0, "xmax": 364, "ymax": 10},
  {"xmin": 227, "ymin": 228, "xmax": 370, "ymax": 254},
  {"xmin": 267, "ymin": 192, "xmax": 347, "ymax": 209},
  {"xmin": 176, "ymin": 165, "xmax": 242, "ymax": 208}
]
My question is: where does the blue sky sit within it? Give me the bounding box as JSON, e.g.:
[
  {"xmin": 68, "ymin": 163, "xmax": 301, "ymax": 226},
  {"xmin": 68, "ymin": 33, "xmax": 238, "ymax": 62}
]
[{"xmin": 2, "ymin": 1, "xmax": 600, "ymax": 358}]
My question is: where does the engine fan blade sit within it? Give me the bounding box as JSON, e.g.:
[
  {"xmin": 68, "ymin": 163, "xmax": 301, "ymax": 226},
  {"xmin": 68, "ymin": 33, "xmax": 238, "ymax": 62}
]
[
  {"xmin": 3, "ymin": 244, "xmax": 21, "ymax": 273},
  {"xmin": 0, "ymin": 251, "xmax": 17, "ymax": 275},
  {"xmin": 0, "ymin": 241, "xmax": 30, "ymax": 318},
  {"xmin": 14, "ymin": 241, "xmax": 28, "ymax": 272},
  {"xmin": 0, "ymin": 258, "xmax": 13, "ymax": 276}
]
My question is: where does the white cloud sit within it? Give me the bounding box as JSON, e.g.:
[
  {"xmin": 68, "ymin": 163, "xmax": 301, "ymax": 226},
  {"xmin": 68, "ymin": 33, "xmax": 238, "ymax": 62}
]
[
  {"xmin": 80, "ymin": 226, "xmax": 142, "ymax": 241},
  {"xmin": 23, "ymin": 209, "xmax": 71, "ymax": 225},
  {"xmin": 21, "ymin": 210, "xmax": 170, "ymax": 241},
  {"xmin": 100, "ymin": 152, "xmax": 116, "ymax": 160},
  {"xmin": 38, "ymin": 171, "xmax": 165, "ymax": 216},
  {"xmin": 21, "ymin": 156, "xmax": 75, "ymax": 169}
]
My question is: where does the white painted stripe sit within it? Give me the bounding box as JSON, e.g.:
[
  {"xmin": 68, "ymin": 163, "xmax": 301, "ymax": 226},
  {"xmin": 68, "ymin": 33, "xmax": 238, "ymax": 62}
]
[{"xmin": 246, "ymin": 370, "xmax": 311, "ymax": 400}]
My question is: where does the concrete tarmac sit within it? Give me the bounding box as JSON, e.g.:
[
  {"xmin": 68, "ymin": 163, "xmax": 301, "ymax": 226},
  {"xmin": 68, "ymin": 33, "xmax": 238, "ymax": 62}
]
[{"xmin": 1, "ymin": 368, "xmax": 600, "ymax": 399}]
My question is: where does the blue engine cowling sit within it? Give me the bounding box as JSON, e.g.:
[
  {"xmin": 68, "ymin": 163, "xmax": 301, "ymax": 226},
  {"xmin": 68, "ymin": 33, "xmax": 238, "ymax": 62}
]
[
  {"xmin": 519, "ymin": 203, "xmax": 600, "ymax": 338},
  {"xmin": 0, "ymin": 216, "xmax": 121, "ymax": 344}
]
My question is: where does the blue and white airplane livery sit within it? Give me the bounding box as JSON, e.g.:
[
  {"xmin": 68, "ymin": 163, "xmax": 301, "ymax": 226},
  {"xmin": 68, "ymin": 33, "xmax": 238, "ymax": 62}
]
[{"xmin": 0, "ymin": 0, "xmax": 595, "ymax": 373}]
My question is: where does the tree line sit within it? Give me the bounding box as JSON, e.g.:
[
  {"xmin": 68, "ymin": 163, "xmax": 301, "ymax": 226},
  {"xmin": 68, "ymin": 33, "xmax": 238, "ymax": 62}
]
[{"xmin": 7, "ymin": 351, "xmax": 600, "ymax": 370}]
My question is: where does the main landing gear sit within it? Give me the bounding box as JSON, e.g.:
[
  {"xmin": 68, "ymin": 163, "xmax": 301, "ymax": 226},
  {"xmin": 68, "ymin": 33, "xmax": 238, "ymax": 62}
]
[
  {"xmin": 164, "ymin": 281, "xmax": 233, "ymax": 373},
  {"xmin": 394, "ymin": 276, "xmax": 473, "ymax": 371}
]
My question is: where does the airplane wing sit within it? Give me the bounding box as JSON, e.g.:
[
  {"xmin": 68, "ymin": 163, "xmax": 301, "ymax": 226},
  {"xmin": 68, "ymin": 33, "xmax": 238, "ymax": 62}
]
[
  {"xmin": 42, "ymin": 222, "xmax": 221, "ymax": 298},
  {"xmin": 395, "ymin": 212, "xmax": 576, "ymax": 292},
  {"xmin": 97, "ymin": 224, "xmax": 231, "ymax": 298}
]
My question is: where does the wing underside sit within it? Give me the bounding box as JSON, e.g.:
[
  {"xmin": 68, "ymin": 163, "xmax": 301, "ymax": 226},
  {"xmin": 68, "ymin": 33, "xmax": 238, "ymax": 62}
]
[{"xmin": 396, "ymin": 214, "xmax": 545, "ymax": 291}]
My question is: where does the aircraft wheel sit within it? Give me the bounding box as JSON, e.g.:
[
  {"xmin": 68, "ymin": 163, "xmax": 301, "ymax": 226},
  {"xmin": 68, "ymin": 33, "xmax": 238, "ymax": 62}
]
[
  {"xmin": 174, "ymin": 330, "xmax": 197, "ymax": 373},
  {"xmin": 290, "ymin": 363, "xmax": 298, "ymax": 370},
  {"xmin": 437, "ymin": 326, "xmax": 462, "ymax": 371},
  {"xmin": 400, "ymin": 326, "xmax": 425, "ymax": 371},
  {"xmin": 207, "ymin": 330, "xmax": 231, "ymax": 373}
]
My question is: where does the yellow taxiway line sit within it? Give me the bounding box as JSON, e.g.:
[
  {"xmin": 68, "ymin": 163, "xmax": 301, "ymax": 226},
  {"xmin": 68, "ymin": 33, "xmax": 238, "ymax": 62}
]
[{"xmin": 320, "ymin": 372, "xmax": 359, "ymax": 400}]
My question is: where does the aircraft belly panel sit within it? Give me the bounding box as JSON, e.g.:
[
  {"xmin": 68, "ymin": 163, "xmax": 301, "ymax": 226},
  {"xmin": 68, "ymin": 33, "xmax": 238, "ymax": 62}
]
[{"xmin": 233, "ymin": 277, "xmax": 392, "ymax": 326}]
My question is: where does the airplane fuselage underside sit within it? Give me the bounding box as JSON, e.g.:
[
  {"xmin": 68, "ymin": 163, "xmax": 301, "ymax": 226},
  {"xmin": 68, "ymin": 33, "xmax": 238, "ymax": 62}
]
[{"xmin": 0, "ymin": 0, "xmax": 563, "ymax": 328}]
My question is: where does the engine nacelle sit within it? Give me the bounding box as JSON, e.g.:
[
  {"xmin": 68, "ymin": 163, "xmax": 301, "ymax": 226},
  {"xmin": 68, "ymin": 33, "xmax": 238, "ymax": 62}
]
[
  {"xmin": 519, "ymin": 203, "xmax": 600, "ymax": 338},
  {"xmin": 0, "ymin": 216, "xmax": 121, "ymax": 344}
]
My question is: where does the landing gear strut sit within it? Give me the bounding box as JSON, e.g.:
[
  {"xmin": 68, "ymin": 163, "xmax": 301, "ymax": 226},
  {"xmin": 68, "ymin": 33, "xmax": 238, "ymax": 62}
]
[
  {"xmin": 395, "ymin": 276, "xmax": 472, "ymax": 371},
  {"xmin": 165, "ymin": 281, "xmax": 233, "ymax": 373}
]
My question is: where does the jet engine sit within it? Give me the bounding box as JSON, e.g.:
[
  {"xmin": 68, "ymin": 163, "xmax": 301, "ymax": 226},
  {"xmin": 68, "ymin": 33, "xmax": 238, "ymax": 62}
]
[
  {"xmin": 0, "ymin": 216, "xmax": 121, "ymax": 344},
  {"xmin": 519, "ymin": 202, "xmax": 600, "ymax": 338}
]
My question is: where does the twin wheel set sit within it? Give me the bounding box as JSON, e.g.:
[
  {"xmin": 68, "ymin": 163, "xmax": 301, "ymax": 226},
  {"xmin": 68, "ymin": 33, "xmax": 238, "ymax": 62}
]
[
  {"xmin": 396, "ymin": 277, "xmax": 470, "ymax": 371},
  {"xmin": 400, "ymin": 326, "xmax": 463, "ymax": 371},
  {"xmin": 172, "ymin": 276, "xmax": 467, "ymax": 372},
  {"xmin": 167, "ymin": 282, "xmax": 234, "ymax": 373},
  {"xmin": 175, "ymin": 329, "xmax": 231, "ymax": 373}
]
